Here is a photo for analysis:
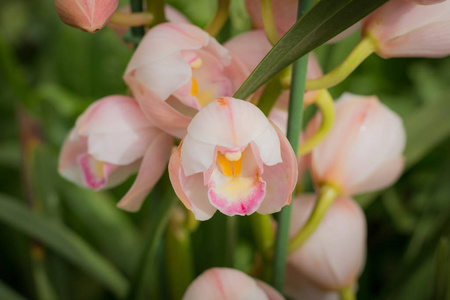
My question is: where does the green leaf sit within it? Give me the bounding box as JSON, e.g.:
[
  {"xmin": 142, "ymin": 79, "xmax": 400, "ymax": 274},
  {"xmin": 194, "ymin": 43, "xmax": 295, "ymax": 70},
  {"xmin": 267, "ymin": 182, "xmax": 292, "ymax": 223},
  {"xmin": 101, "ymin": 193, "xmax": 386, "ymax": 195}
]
[
  {"xmin": 0, "ymin": 280, "xmax": 27, "ymax": 300},
  {"xmin": 234, "ymin": 0, "xmax": 388, "ymax": 100},
  {"xmin": 0, "ymin": 194, "xmax": 128, "ymax": 298},
  {"xmin": 60, "ymin": 183, "xmax": 141, "ymax": 276},
  {"xmin": 404, "ymin": 98, "xmax": 450, "ymax": 169}
]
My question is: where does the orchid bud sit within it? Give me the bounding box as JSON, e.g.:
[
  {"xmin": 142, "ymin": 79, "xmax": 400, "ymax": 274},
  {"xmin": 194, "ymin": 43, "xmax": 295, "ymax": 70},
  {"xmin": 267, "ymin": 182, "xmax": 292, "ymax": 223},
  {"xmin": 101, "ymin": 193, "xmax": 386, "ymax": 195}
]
[
  {"xmin": 287, "ymin": 194, "xmax": 366, "ymax": 291},
  {"xmin": 362, "ymin": 0, "xmax": 450, "ymax": 58},
  {"xmin": 58, "ymin": 95, "xmax": 173, "ymax": 211},
  {"xmin": 124, "ymin": 23, "xmax": 241, "ymax": 138},
  {"xmin": 54, "ymin": 0, "xmax": 118, "ymax": 33},
  {"xmin": 306, "ymin": 93, "xmax": 406, "ymax": 195},
  {"xmin": 405, "ymin": 0, "xmax": 446, "ymax": 4},
  {"xmin": 183, "ymin": 268, "xmax": 284, "ymax": 300},
  {"xmin": 169, "ymin": 97, "xmax": 297, "ymax": 220},
  {"xmin": 285, "ymin": 268, "xmax": 340, "ymax": 300}
]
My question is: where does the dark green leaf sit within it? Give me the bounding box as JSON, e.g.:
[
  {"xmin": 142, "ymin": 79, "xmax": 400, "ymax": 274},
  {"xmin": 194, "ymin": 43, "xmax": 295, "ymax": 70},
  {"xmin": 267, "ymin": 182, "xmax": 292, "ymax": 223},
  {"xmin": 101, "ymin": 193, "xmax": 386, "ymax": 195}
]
[
  {"xmin": 0, "ymin": 194, "xmax": 128, "ymax": 298},
  {"xmin": 234, "ymin": 0, "xmax": 388, "ymax": 100},
  {"xmin": 0, "ymin": 280, "xmax": 27, "ymax": 300}
]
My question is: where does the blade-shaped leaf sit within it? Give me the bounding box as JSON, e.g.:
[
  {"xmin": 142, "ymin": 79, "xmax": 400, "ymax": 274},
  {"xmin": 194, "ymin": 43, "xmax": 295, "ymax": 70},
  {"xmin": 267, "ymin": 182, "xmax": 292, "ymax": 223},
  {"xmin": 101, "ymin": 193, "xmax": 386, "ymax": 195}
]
[
  {"xmin": 0, "ymin": 280, "xmax": 27, "ymax": 300},
  {"xmin": 0, "ymin": 194, "xmax": 128, "ymax": 297},
  {"xmin": 234, "ymin": 0, "xmax": 388, "ymax": 100}
]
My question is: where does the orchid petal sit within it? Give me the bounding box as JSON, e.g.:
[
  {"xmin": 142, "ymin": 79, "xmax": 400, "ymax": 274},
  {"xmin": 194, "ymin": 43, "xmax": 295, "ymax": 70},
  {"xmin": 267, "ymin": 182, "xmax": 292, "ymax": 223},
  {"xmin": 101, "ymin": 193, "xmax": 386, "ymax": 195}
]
[{"xmin": 117, "ymin": 132, "xmax": 173, "ymax": 212}]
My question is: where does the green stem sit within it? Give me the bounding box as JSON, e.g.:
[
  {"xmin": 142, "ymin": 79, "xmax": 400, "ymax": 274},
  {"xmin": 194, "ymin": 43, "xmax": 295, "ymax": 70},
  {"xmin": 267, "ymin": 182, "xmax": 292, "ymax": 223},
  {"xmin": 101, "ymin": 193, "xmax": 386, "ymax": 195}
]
[
  {"xmin": 109, "ymin": 11, "xmax": 154, "ymax": 27},
  {"xmin": 250, "ymin": 214, "xmax": 274, "ymax": 260},
  {"xmin": 271, "ymin": 0, "xmax": 314, "ymax": 292},
  {"xmin": 205, "ymin": 0, "xmax": 231, "ymax": 36},
  {"xmin": 305, "ymin": 34, "xmax": 378, "ymax": 90},
  {"xmin": 130, "ymin": 0, "xmax": 145, "ymax": 39},
  {"xmin": 165, "ymin": 215, "xmax": 194, "ymax": 300},
  {"xmin": 339, "ymin": 285, "xmax": 356, "ymax": 300},
  {"xmin": 147, "ymin": 0, "xmax": 166, "ymax": 25},
  {"xmin": 260, "ymin": 0, "xmax": 281, "ymax": 45},
  {"xmin": 225, "ymin": 216, "xmax": 237, "ymax": 268},
  {"xmin": 298, "ymin": 89, "xmax": 334, "ymax": 155},
  {"xmin": 126, "ymin": 176, "xmax": 176, "ymax": 300},
  {"xmin": 288, "ymin": 184, "xmax": 339, "ymax": 254}
]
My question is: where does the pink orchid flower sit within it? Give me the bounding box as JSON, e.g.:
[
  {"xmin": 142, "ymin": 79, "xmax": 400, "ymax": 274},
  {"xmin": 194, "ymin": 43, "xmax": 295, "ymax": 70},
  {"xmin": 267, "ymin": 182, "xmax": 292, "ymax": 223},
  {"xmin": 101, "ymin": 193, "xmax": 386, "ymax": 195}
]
[
  {"xmin": 54, "ymin": 0, "xmax": 118, "ymax": 33},
  {"xmin": 58, "ymin": 95, "xmax": 173, "ymax": 211},
  {"xmin": 287, "ymin": 194, "xmax": 366, "ymax": 291},
  {"xmin": 306, "ymin": 93, "xmax": 406, "ymax": 195},
  {"xmin": 169, "ymin": 97, "xmax": 297, "ymax": 220},
  {"xmin": 285, "ymin": 269, "xmax": 340, "ymax": 300},
  {"xmin": 124, "ymin": 23, "xmax": 243, "ymax": 138},
  {"xmin": 183, "ymin": 268, "xmax": 284, "ymax": 300},
  {"xmin": 362, "ymin": 0, "xmax": 450, "ymax": 58}
]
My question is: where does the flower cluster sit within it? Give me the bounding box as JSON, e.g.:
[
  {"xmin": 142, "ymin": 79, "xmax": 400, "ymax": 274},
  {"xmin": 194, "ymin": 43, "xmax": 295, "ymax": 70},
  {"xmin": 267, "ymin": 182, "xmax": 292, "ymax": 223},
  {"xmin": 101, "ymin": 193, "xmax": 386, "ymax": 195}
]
[{"xmin": 54, "ymin": 0, "xmax": 450, "ymax": 298}]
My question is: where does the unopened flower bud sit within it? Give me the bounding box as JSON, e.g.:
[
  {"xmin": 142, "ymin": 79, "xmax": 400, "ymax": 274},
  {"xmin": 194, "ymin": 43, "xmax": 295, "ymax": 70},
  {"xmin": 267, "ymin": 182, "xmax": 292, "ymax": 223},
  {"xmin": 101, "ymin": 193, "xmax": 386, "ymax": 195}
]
[
  {"xmin": 287, "ymin": 194, "xmax": 366, "ymax": 291},
  {"xmin": 362, "ymin": 0, "xmax": 450, "ymax": 58},
  {"xmin": 183, "ymin": 268, "xmax": 284, "ymax": 300},
  {"xmin": 55, "ymin": 0, "xmax": 118, "ymax": 33},
  {"xmin": 306, "ymin": 93, "xmax": 406, "ymax": 195}
]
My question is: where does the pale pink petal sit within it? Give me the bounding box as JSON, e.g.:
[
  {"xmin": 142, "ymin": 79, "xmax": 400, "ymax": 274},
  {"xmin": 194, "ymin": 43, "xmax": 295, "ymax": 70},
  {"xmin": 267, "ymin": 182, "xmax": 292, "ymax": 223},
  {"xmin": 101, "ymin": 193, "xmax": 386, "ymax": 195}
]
[
  {"xmin": 285, "ymin": 266, "xmax": 340, "ymax": 300},
  {"xmin": 363, "ymin": 0, "xmax": 450, "ymax": 58},
  {"xmin": 255, "ymin": 280, "xmax": 285, "ymax": 300},
  {"xmin": 380, "ymin": 21, "xmax": 450, "ymax": 58},
  {"xmin": 87, "ymin": 127, "xmax": 157, "ymax": 165},
  {"xmin": 117, "ymin": 131, "xmax": 173, "ymax": 212},
  {"xmin": 125, "ymin": 75, "xmax": 192, "ymax": 138},
  {"xmin": 169, "ymin": 146, "xmax": 217, "ymax": 221},
  {"xmin": 257, "ymin": 124, "xmax": 297, "ymax": 214},
  {"xmin": 186, "ymin": 98, "xmax": 281, "ymax": 164},
  {"xmin": 58, "ymin": 130, "xmax": 88, "ymax": 187},
  {"xmin": 349, "ymin": 156, "xmax": 405, "ymax": 195},
  {"xmin": 288, "ymin": 195, "xmax": 366, "ymax": 290},
  {"xmin": 180, "ymin": 135, "xmax": 216, "ymax": 176},
  {"xmin": 182, "ymin": 268, "xmax": 270, "ymax": 300},
  {"xmin": 76, "ymin": 95, "xmax": 151, "ymax": 135},
  {"xmin": 125, "ymin": 23, "xmax": 210, "ymax": 74},
  {"xmin": 405, "ymin": 0, "xmax": 445, "ymax": 4}
]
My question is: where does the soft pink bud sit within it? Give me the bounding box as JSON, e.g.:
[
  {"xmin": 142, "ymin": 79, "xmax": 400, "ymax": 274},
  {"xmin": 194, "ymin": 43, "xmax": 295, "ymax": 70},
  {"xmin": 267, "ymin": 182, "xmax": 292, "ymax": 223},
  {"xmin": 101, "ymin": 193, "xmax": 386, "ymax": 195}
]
[
  {"xmin": 54, "ymin": 0, "xmax": 118, "ymax": 33},
  {"xmin": 183, "ymin": 268, "xmax": 284, "ymax": 300},
  {"xmin": 362, "ymin": 0, "xmax": 450, "ymax": 58},
  {"xmin": 285, "ymin": 269, "xmax": 340, "ymax": 300},
  {"xmin": 287, "ymin": 194, "xmax": 366, "ymax": 291},
  {"xmin": 404, "ymin": 0, "xmax": 446, "ymax": 5},
  {"xmin": 58, "ymin": 95, "xmax": 173, "ymax": 211},
  {"xmin": 168, "ymin": 97, "xmax": 297, "ymax": 220},
  {"xmin": 306, "ymin": 93, "xmax": 406, "ymax": 195}
]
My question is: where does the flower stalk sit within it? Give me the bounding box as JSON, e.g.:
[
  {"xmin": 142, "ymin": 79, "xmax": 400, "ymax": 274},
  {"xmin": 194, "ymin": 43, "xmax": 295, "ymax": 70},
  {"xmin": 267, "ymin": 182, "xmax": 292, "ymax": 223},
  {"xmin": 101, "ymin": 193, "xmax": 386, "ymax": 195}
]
[
  {"xmin": 260, "ymin": 0, "xmax": 281, "ymax": 45},
  {"xmin": 299, "ymin": 89, "xmax": 335, "ymax": 155},
  {"xmin": 288, "ymin": 183, "xmax": 340, "ymax": 254},
  {"xmin": 205, "ymin": 0, "xmax": 231, "ymax": 36},
  {"xmin": 109, "ymin": 11, "xmax": 153, "ymax": 27},
  {"xmin": 305, "ymin": 34, "xmax": 378, "ymax": 90},
  {"xmin": 339, "ymin": 285, "xmax": 356, "ymax": 300},
  {"xmin": 271, "ymin": 0, "xmax": 315, "ymax": 292}
]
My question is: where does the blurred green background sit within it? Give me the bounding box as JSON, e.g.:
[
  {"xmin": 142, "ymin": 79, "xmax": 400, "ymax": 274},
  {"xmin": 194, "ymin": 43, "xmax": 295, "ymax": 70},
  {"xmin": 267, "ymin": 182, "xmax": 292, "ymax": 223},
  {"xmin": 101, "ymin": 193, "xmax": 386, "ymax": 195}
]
[{"xmin": 0, "ymin": 0, "xmax": 449, "ymax": 299}]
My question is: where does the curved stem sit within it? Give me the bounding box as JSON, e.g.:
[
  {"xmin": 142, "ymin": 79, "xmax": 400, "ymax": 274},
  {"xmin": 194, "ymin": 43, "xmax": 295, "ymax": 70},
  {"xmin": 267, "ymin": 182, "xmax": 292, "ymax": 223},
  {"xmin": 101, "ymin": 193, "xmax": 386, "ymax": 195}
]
[
  {"xmin": 205, "ymin": 0, "xmax": 231, "ymax": 36},
  {"xmin": 339, "ymin": 285, "xmax": 356, "ymax": 300},
  {"xmin": 260, "ymin": 0, "xmax": 281, "ymax": 45},
  {"xmin": 109, "ymin": 12, "xmax": 153, "ymax": 27},
  {"xmin": 305, "ymin": 34, "xmax": 378, "ymax": 90},
  {"xmin": 288, "ymin": 184, "xmax": 340, "ymax": 253},
  {"xmin": 298, "ymin": 89, "xmax": 334, "ymax": 155}
]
